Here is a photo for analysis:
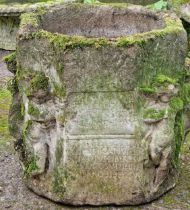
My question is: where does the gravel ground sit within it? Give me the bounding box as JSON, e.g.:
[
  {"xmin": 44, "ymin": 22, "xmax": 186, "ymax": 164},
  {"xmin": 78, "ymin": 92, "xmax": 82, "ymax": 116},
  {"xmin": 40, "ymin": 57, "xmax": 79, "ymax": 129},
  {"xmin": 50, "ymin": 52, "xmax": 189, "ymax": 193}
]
[{"xmin": 0, "ymin": 49, "xmax": 190, "ymax": 210}]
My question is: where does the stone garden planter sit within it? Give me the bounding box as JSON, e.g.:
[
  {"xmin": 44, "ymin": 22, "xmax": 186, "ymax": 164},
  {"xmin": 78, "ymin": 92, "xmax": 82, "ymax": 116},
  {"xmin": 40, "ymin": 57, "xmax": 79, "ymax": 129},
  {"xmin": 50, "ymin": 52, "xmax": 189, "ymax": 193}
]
[
  {"xmin": 7, "ymin": 3, "xmax": 187, "ymax": 205},
  {"xmin": 0, "ymin": 0, "xmax": 66, "ymax": 50}
]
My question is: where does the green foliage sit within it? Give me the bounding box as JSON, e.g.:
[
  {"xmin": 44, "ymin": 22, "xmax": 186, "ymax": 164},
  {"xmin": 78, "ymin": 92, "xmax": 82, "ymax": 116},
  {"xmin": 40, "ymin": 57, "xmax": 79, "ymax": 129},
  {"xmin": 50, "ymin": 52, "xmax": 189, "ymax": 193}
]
[
  {"xmin": 182, "ymin": 83, "xmax": 190, "ymax": 107},
  {"xmin": 148, "ymin": 0, "xmax": 168, "ymax": 10},
  {"xmin": 0, "ymin": 88, "xmax": 11, "ymax": 136},
  {"xmin": 170, "ymin": 0, "xmax": 189, "ymax": 7},
  {"xmin": 83, "ymin": 0, "xmax": 99, "ymax": 3},
  {"xmin": 0, "ymin": 84, "xmax": 14, "ymax": 153}
]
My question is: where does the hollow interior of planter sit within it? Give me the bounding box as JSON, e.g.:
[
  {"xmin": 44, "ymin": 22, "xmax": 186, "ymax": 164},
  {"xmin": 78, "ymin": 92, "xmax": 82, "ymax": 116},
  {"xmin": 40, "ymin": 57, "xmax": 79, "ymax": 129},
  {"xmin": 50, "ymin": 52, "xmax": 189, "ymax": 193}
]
[
  {"xmin": 99, "ymin": 0, "xmax": 157, "ymax": 6},
  {"xmin": 41, "ymin": 5, "xmax": 165, "ymax": 38}
]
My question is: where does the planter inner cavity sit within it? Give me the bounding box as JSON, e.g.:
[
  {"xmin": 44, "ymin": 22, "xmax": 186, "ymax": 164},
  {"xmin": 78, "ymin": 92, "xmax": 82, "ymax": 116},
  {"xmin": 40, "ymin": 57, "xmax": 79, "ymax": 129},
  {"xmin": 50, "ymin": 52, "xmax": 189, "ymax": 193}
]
[
  {"xmin": 41, "ymin": 5, "xmax": 165, "ymax": 38},
  {"xmin": 9, "ymin": 3, "xmax": 187, "ymax": 206}
]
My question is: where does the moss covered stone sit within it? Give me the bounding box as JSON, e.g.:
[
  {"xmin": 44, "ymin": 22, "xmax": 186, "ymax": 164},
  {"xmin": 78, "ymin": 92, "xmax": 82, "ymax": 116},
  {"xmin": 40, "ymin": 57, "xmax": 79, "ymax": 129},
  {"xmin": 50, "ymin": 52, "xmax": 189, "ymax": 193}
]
[
  {"xmin": 169, "ymin": 97, "xmax": 184, "ymax": 112},
  {"xmin": 3, "ymin": 52, "xmax": 17, "ymax": 73},
  {"xmin": 10, "ymin": 3, "xmax": 188, "ymax": 206},
  {"xmin": 24, "ymin": 155, "xmax": 39, "ymax": 177},
  {"xmin": 26, "ymin": 72, "xmax": 49, "ymax": 96},
  {"xmin": 28, "ymin": 102, "xmax": 41, "ymax": 117},
  {"xmin": 144, "ymin": 108, "xmax": 166, "ymax": 120}
]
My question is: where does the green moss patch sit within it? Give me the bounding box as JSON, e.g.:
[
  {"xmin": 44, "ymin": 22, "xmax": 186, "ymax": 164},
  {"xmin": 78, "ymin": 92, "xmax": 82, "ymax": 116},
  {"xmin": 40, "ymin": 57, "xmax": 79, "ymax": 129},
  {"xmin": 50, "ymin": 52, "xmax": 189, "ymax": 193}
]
[
  {"xmin": 169, "ymin": 97, "xmax": 184, "ymax": 112},
  {"xmin": 153, "ymin": 74, "xmax": 177, "ymax": 85},
  {"xmin": 20, "ymin": 12, "xmax": 40, "ymax": 28},
  {"xmin": 139, "ymin": 74, "xmax": 178, "ymax": 96},
  {"xmin": 28, "ymin": 102, "xmax": 41, "ymax": 117},
  {"xmin": 24, "ymin": 155, "xmax": 39, "ymax": 177},
  {"xmin": 26, "ymin": 72, "xmax": 49, "ymax": 96},
  {"xmin": 139, "ymin": 86, "xmax": 157, "ymax": 95},
  {"xmin": 32, "ymin": 29, "xmax": 110, "ymax": 50},
  {"xmin": 3, "ymin": 52, "xmax": 17, "ymax": 73},
  {"xmin": 144, "ymin": 108, "xmax": 166, "ymax": 120}
]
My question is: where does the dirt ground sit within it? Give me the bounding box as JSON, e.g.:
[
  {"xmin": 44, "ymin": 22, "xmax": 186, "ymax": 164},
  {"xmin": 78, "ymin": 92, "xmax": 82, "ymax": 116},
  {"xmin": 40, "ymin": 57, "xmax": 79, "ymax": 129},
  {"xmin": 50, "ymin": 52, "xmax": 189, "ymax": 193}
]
[{"xmin": 0, "ymin": 50, "xmax": 190, "ymax": 210}]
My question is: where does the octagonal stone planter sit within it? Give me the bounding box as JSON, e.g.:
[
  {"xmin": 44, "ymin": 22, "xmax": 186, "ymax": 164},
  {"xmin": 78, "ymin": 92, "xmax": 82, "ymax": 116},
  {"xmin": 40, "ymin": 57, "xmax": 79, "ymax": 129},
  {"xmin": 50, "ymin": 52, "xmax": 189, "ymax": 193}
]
[
  {"xmin": 8, "ymin": 3, "xmax": 187, "ymax": 205},
  {"xmin": 0, "ymin": 0, "xmax": 66, "ymax": 50}
]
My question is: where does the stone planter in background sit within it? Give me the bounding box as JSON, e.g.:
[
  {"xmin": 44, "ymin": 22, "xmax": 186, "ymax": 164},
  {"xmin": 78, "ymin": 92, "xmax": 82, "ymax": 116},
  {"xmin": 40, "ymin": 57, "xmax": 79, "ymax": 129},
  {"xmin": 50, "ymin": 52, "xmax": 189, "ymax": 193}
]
[
  {"xmin": 7, "ymin": 3, "xmax": 187, "ymax": 205},
  {"xmin": 0, "ymin": 0, "xmax": 66, "ymax": 50}
]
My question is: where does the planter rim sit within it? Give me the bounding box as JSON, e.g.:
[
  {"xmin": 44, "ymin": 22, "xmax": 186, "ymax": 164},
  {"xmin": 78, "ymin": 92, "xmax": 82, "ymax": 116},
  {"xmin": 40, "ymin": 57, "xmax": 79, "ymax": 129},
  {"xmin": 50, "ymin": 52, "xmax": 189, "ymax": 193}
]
[{"xmin": 19, "ymin": 3, "xmax": 186, "ymax": 48}]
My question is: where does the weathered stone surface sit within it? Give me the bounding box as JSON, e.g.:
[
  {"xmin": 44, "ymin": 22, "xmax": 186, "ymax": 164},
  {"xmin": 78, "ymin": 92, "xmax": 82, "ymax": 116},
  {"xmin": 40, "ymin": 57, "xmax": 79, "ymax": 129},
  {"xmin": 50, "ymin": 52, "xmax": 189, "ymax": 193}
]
[
  {"xmin": 9, "ymin": 3, "xmax": 187, "ymax": 205},
  {"xmin": 180, "ymin": 3, "xmax": 190, "ymax": 23}
]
